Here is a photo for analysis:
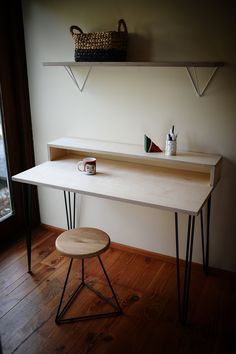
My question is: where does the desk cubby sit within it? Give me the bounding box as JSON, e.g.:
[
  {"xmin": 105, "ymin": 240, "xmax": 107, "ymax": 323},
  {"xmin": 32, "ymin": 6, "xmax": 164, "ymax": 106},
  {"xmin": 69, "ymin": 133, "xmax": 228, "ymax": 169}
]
[{"xmin": 48, "ymin": 136, "xmax": 222, "ymax": 188}]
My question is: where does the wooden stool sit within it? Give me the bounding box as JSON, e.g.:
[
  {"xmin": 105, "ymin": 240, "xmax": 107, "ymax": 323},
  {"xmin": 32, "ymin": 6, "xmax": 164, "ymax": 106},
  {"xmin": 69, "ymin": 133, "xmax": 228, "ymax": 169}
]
[{"xmin": 55, "ymin": 227, "xmax": 122, "ymax": 324}]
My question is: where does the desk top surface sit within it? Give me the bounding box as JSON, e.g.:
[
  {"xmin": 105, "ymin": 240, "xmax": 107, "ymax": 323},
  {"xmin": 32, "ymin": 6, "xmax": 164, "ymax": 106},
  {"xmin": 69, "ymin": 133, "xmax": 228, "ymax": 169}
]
[{"xmin": 12, "ymin": 154, "xmax": 213, "ymax": 215}]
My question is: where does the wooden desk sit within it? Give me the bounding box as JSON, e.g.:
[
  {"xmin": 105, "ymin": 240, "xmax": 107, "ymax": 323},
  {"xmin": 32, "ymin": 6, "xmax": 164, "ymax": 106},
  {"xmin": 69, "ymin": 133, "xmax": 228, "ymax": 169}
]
[{"xmin": 12, "ymin": 137, "xmax": 222, "ymax": 324}]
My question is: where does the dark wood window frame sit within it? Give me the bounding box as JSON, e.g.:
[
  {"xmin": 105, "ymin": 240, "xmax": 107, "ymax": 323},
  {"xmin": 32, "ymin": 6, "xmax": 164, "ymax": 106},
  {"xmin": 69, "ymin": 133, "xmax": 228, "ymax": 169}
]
[{"xmin": 0, "ymin": 1, "xmax": 40, "ymax": 246}]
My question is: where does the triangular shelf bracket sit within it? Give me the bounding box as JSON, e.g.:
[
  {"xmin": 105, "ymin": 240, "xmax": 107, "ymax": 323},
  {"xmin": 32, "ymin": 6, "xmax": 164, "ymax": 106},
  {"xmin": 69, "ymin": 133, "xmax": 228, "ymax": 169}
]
[
  {"xmin": 64, "ymin": 65, "xmax": 92, "ymax": 92},
  {"xmin": 186, "ymin": 66, "xmax": 219, "ymax": 97},
  {"xmin": 43, "ymin": 61, "xmax": 224, "ymax": 95}
]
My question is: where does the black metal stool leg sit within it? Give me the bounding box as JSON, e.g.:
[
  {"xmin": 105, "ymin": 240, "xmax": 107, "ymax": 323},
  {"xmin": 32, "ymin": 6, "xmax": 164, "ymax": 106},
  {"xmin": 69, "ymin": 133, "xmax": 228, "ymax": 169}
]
[
  {"xmin": 97, "ymin": 255, "xmax": 123, "ymax": 314},
  {"xmin": 55, "ymin": 256, "xmax": 122, "ymax": 324},
  {"xmin": 81, "ymin": 258, "xmax": 85, "ymax": 284},
  {"xmin": 56, "ymin": 258, "xmax": 75, "ymax": 323},
  {"xmin": 57, "ymin": 191, "xmax": 122, "ymax": 324}
]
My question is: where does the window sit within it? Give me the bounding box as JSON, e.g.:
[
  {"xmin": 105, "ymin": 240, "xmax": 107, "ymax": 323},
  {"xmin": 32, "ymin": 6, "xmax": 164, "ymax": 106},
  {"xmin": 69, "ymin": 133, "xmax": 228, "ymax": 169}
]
[{"xmin": 0, "ymin": 98, "xmax": 13, "ymax": 221}]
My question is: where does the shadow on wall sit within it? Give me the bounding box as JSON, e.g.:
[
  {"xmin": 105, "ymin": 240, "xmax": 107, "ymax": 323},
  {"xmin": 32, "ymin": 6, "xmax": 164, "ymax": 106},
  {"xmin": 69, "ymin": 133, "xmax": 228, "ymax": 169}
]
[{"xmin": 127, "ymin": 33, "xmax": 154, "ymax": 61}]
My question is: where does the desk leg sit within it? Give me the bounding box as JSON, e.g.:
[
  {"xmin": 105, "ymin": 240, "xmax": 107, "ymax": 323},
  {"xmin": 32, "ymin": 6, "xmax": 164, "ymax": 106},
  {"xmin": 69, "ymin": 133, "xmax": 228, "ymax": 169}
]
[
  {"xmin": 200, "ymin": 209, "xmax": 206, "ymax": 272},
  {"xmin": 175, "ymin": 213, "xmax": 195, "ymax": 324},
  {"xmin": 63, "ymin": 191, "xmax": 76, "ymax": 229},
  {"xmin": 23, "ymin": 184, "xmax": 32, "ymax": 274},
  {"xmin": 205, "ymin": 196, "xmax": 211, "ymax": 275},
  {"xmin": 200, "ymin": 195, "xmax": 211, "ymax": 275},
  {"xmin": 175, "ymin": 213, "xmax": 181, "ymax": 321}
]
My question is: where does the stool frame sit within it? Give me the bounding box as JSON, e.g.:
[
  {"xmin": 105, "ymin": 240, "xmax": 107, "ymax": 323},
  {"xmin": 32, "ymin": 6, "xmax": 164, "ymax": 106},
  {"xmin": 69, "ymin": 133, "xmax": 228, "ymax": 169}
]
[{"xmin": 55, "ymin": 191, "xmax": 122, "ymax": 324}]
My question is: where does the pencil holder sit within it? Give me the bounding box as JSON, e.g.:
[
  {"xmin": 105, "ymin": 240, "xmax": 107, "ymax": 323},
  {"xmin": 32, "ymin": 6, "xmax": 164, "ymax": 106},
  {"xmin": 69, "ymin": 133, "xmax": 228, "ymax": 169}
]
[{"xmin": 165, "ymin": 140, "xmax": 177, "ymax": 156}]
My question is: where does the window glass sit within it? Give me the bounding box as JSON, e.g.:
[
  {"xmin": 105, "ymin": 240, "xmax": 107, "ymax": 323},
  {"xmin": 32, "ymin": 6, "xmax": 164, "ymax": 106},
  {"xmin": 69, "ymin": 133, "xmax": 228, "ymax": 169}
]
[{"xmin": 0, "ymin": 102, "xmax": 13, "ymax": 221}]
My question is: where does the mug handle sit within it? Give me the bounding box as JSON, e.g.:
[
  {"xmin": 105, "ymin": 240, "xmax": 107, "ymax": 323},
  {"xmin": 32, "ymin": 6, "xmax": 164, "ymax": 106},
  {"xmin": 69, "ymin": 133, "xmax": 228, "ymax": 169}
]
[{"xmin": 77, "ymin": 161, "xmax": 84, "ymax": 172}]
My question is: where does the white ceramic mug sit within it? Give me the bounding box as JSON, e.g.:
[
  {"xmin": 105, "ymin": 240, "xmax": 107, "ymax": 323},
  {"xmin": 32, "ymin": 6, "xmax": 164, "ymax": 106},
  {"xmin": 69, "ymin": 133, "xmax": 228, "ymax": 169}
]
[{"xmin": 77, "ymin": 157, "xmax": 96, "ymax": 175}]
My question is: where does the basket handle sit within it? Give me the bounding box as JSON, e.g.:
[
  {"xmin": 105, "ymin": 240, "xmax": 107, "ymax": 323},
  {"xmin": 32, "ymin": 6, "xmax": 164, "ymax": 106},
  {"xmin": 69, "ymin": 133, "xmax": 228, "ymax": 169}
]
[
  {"xmin": 70, "ymin": 25, "xmax": 83, "ymax": 35},
  {"xmin": 118, "ymin": 19, "xmax": 127, "ymax": 33}
]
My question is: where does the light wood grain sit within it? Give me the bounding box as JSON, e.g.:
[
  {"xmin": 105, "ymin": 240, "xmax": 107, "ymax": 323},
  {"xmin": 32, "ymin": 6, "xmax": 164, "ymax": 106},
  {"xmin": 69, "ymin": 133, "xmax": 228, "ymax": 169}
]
[
  {"xmin": 48, "ymin": 137, "xmax": 221, "ymax": 167},
  {"xmin": 12, "ymin": 137, "xmax": 222, "ymax": 216},
  {"xmin": 55, "ymin": 227, "xmax": 110, "ymax": 258},
  {"xmin": 48, "ymin": 137, "xmax": 222, "ymax": 187},
  {"xmin": 12, "ymin": 154, "xmax": 212, "ymax": 215}
]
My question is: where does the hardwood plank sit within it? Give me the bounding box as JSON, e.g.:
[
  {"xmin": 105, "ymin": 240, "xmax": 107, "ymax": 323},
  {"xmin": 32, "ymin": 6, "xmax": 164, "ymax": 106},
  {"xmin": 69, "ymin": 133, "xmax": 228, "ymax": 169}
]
[
  {"xmin": 0, "ymin": 225, "xmax": 235, "ymax": 354},
  {"xmin": 0, "ymin": 227, "xmax": 59, "ymax": 273},
  {"xmin": 0, "ymin": 230, "xmax": 59, "ymax": 292}
]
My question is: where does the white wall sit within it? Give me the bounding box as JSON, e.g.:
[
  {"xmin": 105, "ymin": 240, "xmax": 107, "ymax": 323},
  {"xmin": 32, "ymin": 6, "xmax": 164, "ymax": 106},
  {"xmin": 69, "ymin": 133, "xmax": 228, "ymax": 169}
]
[{"xmin": 21, "ymin": 0, "xmax": 236, "ymax": 272}]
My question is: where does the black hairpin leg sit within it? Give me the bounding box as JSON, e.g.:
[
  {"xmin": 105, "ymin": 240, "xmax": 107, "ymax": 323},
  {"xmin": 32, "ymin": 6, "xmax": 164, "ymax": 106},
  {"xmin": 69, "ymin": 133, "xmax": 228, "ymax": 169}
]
[
  {"xmin": 200, "ymin": 209, "xmax": 206, "ymax": 272},
  {"xmin": 205, "ymin": 196, "xmax": 211, "ymax": 275},
  {"xmin": 200, "ymin": 195, "xmax": 211, "ymax": 275},
  {"xmin": 63, "ymin": 191, "xmax": 76, "ymax": 230},
  {"xmin": 175, "ymin": 213, "xmax": 196, "ymax": 324},
  {"xmin": 175, "ymin": 213, "xmax": 181, "ymax": 321},
  {"xmin": 22, "ymin": 184, "xmax": 32, "ymax": 274}
]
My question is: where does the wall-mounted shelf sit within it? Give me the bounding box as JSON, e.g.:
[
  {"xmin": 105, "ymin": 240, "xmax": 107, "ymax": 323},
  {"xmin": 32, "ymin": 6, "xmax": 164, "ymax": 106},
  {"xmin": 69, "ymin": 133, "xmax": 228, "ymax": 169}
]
[{"xmin": 43, "ymin": 61, "xmax": 224, "ymax": 96}]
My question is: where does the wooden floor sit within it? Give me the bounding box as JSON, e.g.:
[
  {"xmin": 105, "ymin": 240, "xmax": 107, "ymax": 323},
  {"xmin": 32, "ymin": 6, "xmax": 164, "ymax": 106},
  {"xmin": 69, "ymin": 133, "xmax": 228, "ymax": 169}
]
[{"xmin": 0, "ymin": 226, "xmax": 235, "ymax": 354}]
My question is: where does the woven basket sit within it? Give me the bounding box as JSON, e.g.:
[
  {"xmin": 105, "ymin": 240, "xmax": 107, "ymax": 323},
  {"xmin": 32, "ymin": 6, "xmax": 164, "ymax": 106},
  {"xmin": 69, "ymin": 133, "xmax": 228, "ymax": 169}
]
[{"xmin": 70, "ymin": 19, "xmax": 128, "ymax": 62}]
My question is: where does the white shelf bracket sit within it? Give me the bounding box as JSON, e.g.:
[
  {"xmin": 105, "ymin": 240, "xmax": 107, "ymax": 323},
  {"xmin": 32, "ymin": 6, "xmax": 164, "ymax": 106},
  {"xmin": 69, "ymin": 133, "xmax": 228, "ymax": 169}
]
[
  {"xmin": 64, "ymin": 65, "xmax": 92, "ymax": 92},
  {"xmin": 186, "ymin": 66, "xmax": 219, "ymax": 97},
  {"xmin": 43, "ymin": 61, "xmax": 224, "ymax": 95}
]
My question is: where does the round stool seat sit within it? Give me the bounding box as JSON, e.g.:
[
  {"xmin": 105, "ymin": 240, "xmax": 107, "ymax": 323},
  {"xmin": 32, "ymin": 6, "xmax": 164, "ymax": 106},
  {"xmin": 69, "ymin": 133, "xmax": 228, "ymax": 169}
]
[{"xmin": 55, "ymin": 227, "xmax": 110, "ymax": 259}]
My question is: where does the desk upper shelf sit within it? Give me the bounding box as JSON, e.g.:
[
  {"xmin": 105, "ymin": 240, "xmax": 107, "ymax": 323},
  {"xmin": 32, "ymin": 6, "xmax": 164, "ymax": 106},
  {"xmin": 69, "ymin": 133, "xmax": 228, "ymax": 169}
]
[
  {"xmin": 12, "ymin": 137, "xmax": 222, "ymax": 215},
  {"xmin": 48, "ymin": 137, "xmax": 222, "ymax": 188}
]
